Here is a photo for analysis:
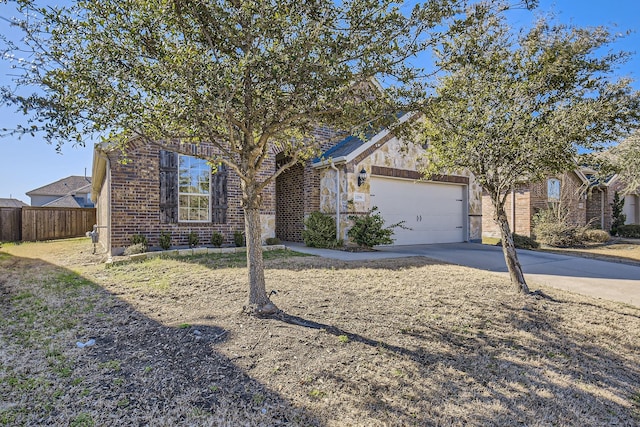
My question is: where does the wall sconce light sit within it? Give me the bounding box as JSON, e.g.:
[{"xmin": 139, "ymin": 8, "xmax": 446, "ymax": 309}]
[{"xmin": 358, "ymin": 168, "xmax": 367, "ymax": 187}]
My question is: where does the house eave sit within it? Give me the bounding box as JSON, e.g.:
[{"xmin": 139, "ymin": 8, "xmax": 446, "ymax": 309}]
[{"xmin": 312, "ymin": 156, "xmax": 348, "ymax": 169}]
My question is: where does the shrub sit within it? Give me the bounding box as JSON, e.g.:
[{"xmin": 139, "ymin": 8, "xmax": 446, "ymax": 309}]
[
  {"xmin": 581, "ymin": 229, "xmax": 610, "ymax": 243},
  {"xmin": 123, "ymin": 243, "xmax": 147, "ymax": 255},
  {"xmin": 347, "ymin": 207, "xmax": 405, "ymax": 248},
  {"xmin": 210, "ymin": 231, "xmax": 224, "ymax": 247},
  {"xmin": 130, "ymin": 234, "xmax": 148, "ymax": 249},
  {"xmin": 498, "ymin": 233, "xmax": 539, "ymax": 249},
  {"xmin": 610, "ymin": 191, "xmax": 626, "ymax": 236},
  {"xmin": 187, "ymin": 231, "xmax": 200, "ymax": 247},
  {"xmin": 265, "ymin": 237, "xmax": 281, "ymax": 245},
  {"xmin": 159, "ymin": 231, "xmax": 171, "ymax": 250},
  {"xmin": 302, "ymin": 211, "xmax": 340, "ymax": 248},
  {"xmin": 532, "ymin": 208, "xmax": 585, "ymax": 247},
  {"xmin": 234, "ymin": 230, "xmax": 245, "ymax": 247},
  {"xmin": 617, "ymin": 224, "xmax": 640, "ymax": 238}
]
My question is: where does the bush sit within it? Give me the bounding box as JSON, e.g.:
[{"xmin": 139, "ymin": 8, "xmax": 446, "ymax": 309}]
[
  {"xmin": 210, "ymin": 231, "xmax": 224, "ymax": 247},
  {"xmin": 581, "ymin": 229, "xmax": 610, "ymax": 243},
  {"xmin": 347, "ymin": 206, "xmax": 405, "ymax": 248},
  {"xmin": 302, "ymin": 211, "xmax": 341, "ymax": 248},
  {"xmin": 130, "ymin": 234, "xmax": 148, "ymax": 249},
  {"xmin": 123, "ymin": 243, "xmax": 147, "ymax": 255},
  {"xmin": 532, "ymin": 209, "xmax": 586, "ymax": 247},
  {"xmin": 497, "ymin": 233, "xmax": 539, "ymax": 249},
  {"xmin": 617, "ymin": 224, "xmax": 640, "ymax": 238},
  {"xmin": 265, "ymin": 237, "xmax": 281, "ymax": 245},
  {"xmin": 234, "ymin": 230, "xmax": 245, "ymax": 247},
  {"xmin": 187, "ymin": 231, "xmax": 200, "ymax": 247},
  {"xmin": 159, "ymin": 231, "xmax": 172, "ymax": 250},
  {"xmin": 610, "ymin": 191, "xmax": 626, "ymax": 236}
]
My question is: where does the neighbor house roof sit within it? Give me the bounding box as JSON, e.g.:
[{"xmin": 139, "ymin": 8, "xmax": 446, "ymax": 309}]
[
  {"xmin": 26, "ymin": 175, "xmax": 92, "ymax": 196},
  {"xmin": 0, "ymin": 198, "xmax": 28, "ymax": 208},
  {"xmin": 42, "ymin": 194, "xmax": 84, "ymax": 208}
]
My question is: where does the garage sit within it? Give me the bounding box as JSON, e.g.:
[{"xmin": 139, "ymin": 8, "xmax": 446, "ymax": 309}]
[{"xmin": 369, "ymin": 176, "xmax": 467, "ymax": 245}]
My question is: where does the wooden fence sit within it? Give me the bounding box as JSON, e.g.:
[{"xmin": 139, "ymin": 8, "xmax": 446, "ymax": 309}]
[
  {"xmin": 0, "ymin": 207, "xmax": 96, "ymax": 242},
  {"xmin": 0, "ymin": 207, "xmax": 21, "ymax": 242}
]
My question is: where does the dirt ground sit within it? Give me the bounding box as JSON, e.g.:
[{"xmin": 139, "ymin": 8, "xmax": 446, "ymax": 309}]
[{"xmin": 1, "ymin": 238, "xmax": 640, "ymax": 426}]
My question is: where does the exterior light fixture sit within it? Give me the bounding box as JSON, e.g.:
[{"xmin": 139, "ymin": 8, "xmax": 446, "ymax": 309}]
[{"xmin": 358, "ymin": 168, "xmax": 367, "ymax": 187}]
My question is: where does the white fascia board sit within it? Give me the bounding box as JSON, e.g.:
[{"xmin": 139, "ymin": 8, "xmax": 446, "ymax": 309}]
[{"xmin": 312, "ymin": 156, "xmax": 348, "ymax": 169}]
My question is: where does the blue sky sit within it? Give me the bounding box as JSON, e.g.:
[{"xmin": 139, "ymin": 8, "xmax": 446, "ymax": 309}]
[{"xmin": 0, "ymin": 0, "xmax": 639, "ymax": 202}]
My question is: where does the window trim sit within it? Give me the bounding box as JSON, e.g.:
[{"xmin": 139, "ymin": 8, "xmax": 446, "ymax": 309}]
[
  {"xmin": 177, "ymin": 154, "xmax": 211, "ymax": 223},
  {"xmin": 547, "ymin": 178, "xmax": 561, "ymax": 202}
]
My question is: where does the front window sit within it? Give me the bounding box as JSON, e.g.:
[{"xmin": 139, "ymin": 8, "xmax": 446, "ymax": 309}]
[
  {"xmin": 547, "ymin": 178, "xmax": 561, "ymax": 202},
  {"xmin": 178, "ymin": 155, "xmax": 210, "ymax": 222}
]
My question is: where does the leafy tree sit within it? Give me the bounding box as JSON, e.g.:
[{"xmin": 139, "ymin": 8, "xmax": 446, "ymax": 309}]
[
  {"xmin": 420, "ymin": 3, "xmax": 640, "ymax": 293},
  {"xmin": 609, "ymin": 132, "xmax": 640, "ymax": 194},
  {"xmin": 1, "ymin": 0, "xmax": 462, "ymax": 315}
]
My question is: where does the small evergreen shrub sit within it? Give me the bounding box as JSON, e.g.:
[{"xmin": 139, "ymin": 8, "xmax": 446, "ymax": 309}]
[
  {"xmin": 187, "ymin": 231, "xmax": 200, "ymax": 247},
  {"xmin": 123, "ymin": 243, "xmax": 147, "ymax": 255},
  {"xmin": 265, "ymin": 237, "xmax": 281, "ymax": 245},
  {"xmin": 159, "ymin": 231, "xmax": 172, "ymax": 250},
  {"xmin": 130, "ymin": 234, "xmax": 148, "ymax": 249},
  {"xmin": 617, "ymin": 224, "xmax": 640, "ymax": 238},
  {"xmin": 302, "ymin": 211, "xmax": 340, "ymax": 248},
  {"xmin": 581, "ymin": 229, "xmax": 610, "ymax": 243},
  {"xmin": 210, "ymin": 231, "xmax": 224, "ymax": 247},
  {"xmin": 610, "ymin": 192, "xmax": 626, "ymax": 236},
  {"xmin": 234, "ymin": 230, "xmax": 245, "ymax": 247},
  {"xmin": 347, "ymin": 207, "xmax": 405, "ymax": 248}
]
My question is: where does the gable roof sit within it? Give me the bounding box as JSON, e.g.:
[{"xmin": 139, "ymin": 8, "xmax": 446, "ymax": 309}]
[
  {"xmin": 42, "ymin": 194, "xmax": 84, "ymax": 208},
  {"xmin": 0, "ymin": 198, "xmax": 28, "ymax": 208},
  {"xmin": 313, "ymin": 112, "xmax": 413, "ymax": 167},
  {"xmin": 26, "ymin": 176, "xmax": 92, "ymax": 197}
]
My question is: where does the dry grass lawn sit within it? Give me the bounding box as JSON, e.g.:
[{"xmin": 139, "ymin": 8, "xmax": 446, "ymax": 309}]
[
  {"xmin": 541, "ymin": 241, "xmax": 640, "ymax": 264},
  {"xmin": 1, "ymin": 238, "xmax": 640, "ymax": 426}
]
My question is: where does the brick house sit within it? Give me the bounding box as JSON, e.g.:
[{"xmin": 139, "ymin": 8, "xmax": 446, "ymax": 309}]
[
  {"xmin": 482, "ymin": 170, "xmax": 590, "ymax": 239},
  {"xmin": 92, "ymin": 113, "xmax": 483, "ymax": 255},
  {"xmin": 583, "ymin": 170, "xmax": 640, "ymax": 230}
]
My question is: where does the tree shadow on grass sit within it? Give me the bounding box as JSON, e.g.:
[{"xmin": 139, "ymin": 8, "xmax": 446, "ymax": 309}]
[
  {"xmin": 0, "ymin": 251, "xmax": 322, "ymax": 426},
  {"xmin": 267, "ymin": 301, "xmax": 640, "ymax": 426}
]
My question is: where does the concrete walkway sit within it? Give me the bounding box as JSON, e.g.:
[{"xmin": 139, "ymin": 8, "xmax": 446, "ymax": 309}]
[{"xmin": 285, "ymin": 242, "xmax": 640, "ymax": 307}]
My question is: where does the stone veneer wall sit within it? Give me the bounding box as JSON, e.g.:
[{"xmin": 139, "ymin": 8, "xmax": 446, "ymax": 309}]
[
  {"xmin": 105, "ymin": 140, "xmax": 275, "ymax": 255},
  {"xmin": 318, "ymin": 136, "xmax": 483, "ymax": 242}
]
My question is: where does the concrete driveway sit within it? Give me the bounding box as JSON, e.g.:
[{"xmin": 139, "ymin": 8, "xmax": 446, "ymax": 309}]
[{"xmin": 286, "ymin": 242, "xmax": 640, "ymax": 307}]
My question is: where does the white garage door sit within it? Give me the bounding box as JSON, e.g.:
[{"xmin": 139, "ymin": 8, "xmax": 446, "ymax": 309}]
[
  {"xmin": 624, "ymin": 195, "xmax": 638, "ymax": 224},
  {"xmin": 369, "ymin": 176, "xmax": 466, "ymax": 245}
]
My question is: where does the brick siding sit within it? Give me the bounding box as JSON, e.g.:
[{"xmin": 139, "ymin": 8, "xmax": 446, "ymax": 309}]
[
  {"xmin": 104, "ymin": 140, "xmax": 275, "ymax": 254},
  {"xmin": 482, "ymin": 172, "xmax": 587, "ymax": 238}
]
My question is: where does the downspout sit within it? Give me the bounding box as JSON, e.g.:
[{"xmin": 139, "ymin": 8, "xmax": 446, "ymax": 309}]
[
  {"xmin": 329, "ymin": 161, "xmax": 340, "ymax": 241},
  {"xmin": 106, "ymin": 155, "xmax": 112, "ymax": 258},
  {"xmin": 510, "ymin": 188, "xmax": 516, "ymax": 234},
  {"xmin": 600, "ymin": 189, "xmax": 605, "ymax": 229}
]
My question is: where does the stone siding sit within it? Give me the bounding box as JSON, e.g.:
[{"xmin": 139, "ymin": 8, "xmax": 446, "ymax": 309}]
[{"xmin": 318, "ymin": 136, "xmax": 482, "ymax": 242}]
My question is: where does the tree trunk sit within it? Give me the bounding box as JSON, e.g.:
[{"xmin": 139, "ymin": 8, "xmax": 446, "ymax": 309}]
[
  {"xmin": 495, "ymin": 204, "xmax": 530, "ymax": 294},
  {"xmin": 243, "ymin": 204, "xmax": 278, "ymax": 316}
]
